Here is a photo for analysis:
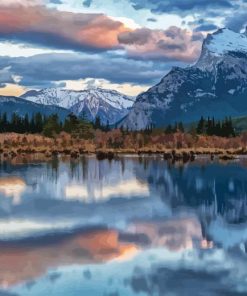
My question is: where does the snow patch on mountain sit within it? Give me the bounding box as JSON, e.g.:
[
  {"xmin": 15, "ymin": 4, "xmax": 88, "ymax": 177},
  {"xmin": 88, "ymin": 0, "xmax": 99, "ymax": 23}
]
[
  {"xmin": 121, "ymin": 27, "xmax": 247, "ymax": 130},
  {"xmin": 205, "ymin": 28, "xmax": 247, "ymax": 56},
  {"xmin": 21, "ymin": 88, "xmax": 80, "ymax": 109},
  {"xmin": 22, "ymin": 88, "xmax": 135, "ymax": 125}
]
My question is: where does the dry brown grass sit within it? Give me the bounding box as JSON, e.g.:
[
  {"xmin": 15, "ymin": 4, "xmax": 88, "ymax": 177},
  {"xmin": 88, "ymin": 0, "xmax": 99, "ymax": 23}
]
[{"xmin": 0, "ymin": 132, "xmax": 246, "ymax": 159}]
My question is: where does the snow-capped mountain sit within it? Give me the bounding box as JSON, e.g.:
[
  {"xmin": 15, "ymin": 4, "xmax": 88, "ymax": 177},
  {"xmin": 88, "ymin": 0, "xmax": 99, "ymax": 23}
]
[
  {"xmin": 22, "ymin": 88, "xmax": 135, "ymax": 125},
  {"xmin": 0, "ymin": 96, "xmax": 69, "ymax": 120},
  {"xmin": 21, "ymin": 88, "xmax": 81, "ymax": 109},
  {"xmin": 70, "ymin": 88, "xmax": 134, "ymax": 125},
  {"xmin": 121, "ymin": 28, "xmax": 247, "ymax": 130}
]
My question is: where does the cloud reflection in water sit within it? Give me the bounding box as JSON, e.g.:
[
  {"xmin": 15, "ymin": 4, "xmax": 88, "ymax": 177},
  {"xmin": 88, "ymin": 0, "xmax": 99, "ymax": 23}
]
[
  {"xmin": 0, "ymin": 156, "xmax": 246, "ymax": 295},
  {"xmin": 65, "ymin": 180, "xmax": 149, "ymax": 202},
  {"xmin": 0, "ymin": 177, "xmax": 26, "ymax": 205}
]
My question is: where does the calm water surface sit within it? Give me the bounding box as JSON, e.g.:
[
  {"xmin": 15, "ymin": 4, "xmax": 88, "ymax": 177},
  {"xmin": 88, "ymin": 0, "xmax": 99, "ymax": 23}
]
[{"xmin": 0, "ymin": 155, "xmax": 247, "ymax": 296}]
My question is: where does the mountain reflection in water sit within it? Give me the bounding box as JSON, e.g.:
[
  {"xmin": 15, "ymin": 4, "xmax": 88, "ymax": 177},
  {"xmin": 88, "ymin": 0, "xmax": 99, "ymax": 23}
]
[{"xmin": 0, "ymin": 155, "xmax": 246, "ymax": 295}]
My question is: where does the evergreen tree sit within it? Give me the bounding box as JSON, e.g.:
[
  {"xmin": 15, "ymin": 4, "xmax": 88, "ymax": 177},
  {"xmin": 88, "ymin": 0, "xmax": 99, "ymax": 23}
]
[
  {"xmin": 35, "ymin": 112, "xmax": 43, "ymax": 133},
  {"xmin": 196, "ymin": 116, "xmax": 205, "ymax": 134},
  {"xmin": 196, "ymin": 116, "xmax": 235, "ymax": 138},
  {"xmin": 43, "ymin": 114, "xmax": 61, "ymax": 137},
  {"xmin": 94, "ymin": 116, "xmax": 101, "ymax": 130},
  {"xmin": 165, "ymin": 124, "xmax": 173, "ymax": 134},
  {"xmin": 105, "ymin": 120, "xmax": 110, "ymax": 132},
  {"xmin": 178, "ymin": 122, "xmax": 184, "ymax": 133},
  {"xmin": 24, "ymin": 114, "xmax": 30, "ymax": 133},
  {"xmin": 64, "ymin": 113, "xmax": 80, "ymax": 133}
]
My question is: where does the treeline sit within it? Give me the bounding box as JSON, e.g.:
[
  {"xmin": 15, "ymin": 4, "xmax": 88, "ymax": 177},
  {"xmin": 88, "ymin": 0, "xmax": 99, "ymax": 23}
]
[
  {"xmin": 0, "ymin": 112, "xmax": 237, "ymax": 139},
  {"xmin": 0, "ymin": 112, "xmax": 95, "ymax": 139},
  {"xmin": 94, "ymin": 116, "xmax": 111, "ymax": 132},
  {"xmin": 161, "ymin": 117, "xmax": 235, "ymax": 138},
  {"xmin": 196, "ymin": 116, "xmax": 235, "ymax": 137},
  {"xmin": 0, "ymin": 112, "xmax": 45, "ymax": 134},
  {"xmin": 165, "ymin": 122, "xmax": 184, "ymax": 134}
]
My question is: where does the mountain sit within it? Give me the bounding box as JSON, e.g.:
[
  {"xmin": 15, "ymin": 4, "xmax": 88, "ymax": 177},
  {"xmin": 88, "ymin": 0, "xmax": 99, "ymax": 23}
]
[
  {"xmin": 21, "ymin": 88, "xmax": 82, "ymax": 109},
  {"xmin": 121, "ymin": 28, "xmax": 247, "ymax": 130},
  {"xmin": 0, "ymin": 96, "xmax": 69, "ymax": 120},
  {"xmin": 232, "ymin": 115, "xmax": 247, "ymax": 133},
  {"xmin": 21, "ymin": 88, "xmax": 135, "ymax": 125}
]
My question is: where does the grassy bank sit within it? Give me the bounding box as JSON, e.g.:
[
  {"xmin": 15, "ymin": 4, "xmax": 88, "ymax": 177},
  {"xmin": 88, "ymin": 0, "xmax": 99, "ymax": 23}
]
[{"xmin": 0, "ymin": 132, "xmax": 246, "ymax": 161}]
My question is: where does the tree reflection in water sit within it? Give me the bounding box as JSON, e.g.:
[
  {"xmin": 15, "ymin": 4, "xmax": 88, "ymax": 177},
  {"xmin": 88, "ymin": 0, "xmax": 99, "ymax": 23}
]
[{"xmin": 0, "ymin": 156, "xmax": 246, "ymax": 295}]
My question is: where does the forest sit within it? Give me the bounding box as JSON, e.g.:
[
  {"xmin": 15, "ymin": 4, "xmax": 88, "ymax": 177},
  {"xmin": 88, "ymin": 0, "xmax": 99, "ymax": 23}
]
[
  {"xmin": 0, "ymin": 112, "xmax": 237, "ymax": 139},
  {"xmin": 0, "ymin": 112, "xmax": 245, "ymax": 156}
]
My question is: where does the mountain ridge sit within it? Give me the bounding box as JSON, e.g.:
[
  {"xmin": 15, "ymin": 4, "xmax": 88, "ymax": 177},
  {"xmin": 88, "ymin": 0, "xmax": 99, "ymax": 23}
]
[
  {"xmin": 0, "ymin": 95, "xmax": 70, "ymax": 120},
  {"xmin": 21, "ymin": 87, "xmax": 135, "ymax": 125},
  {"xmin": 120, "ymin": 28, "xmax": 247, "ymax": 130}
]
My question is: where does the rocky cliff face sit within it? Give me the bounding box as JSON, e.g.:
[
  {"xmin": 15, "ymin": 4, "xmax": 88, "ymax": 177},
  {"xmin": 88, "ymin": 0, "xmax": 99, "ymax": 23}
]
[{"xmin": 121, "ymin": 28, "xmax": 247, "ymax": 130}]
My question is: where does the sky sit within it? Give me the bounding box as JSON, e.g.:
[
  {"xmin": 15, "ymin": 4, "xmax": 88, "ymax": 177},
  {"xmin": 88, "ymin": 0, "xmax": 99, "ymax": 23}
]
[{"xmin": 0, "ymin": 0, "xmax": 247, "ymax": 97}]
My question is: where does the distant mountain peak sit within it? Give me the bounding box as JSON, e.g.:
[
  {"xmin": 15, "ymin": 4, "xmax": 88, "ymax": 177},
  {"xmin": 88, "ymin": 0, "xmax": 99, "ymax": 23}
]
[{"xmin": 21, "ymin": 87, "xmax": 135, "ymax": 125}]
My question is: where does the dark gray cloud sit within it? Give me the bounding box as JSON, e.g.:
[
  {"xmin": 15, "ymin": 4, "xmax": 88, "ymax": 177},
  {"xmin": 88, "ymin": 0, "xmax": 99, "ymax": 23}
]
[
  {"xmin": 128, "ymin": 0, "xmax": 247, "ymax": 34},
  {"xmin": 0, "ymin": 31, "xmax": 113, "ymax": 54},
  {"xmin": 194, "ymin": 24, "xmax": 218, "ymax": 32},
  {"xmin": 118, "ymin": 28, "xmax": 152, "ymax": 45},
  {"xmin": 49, "ymin": 0, "xmax": 63, "ymax": 4},
  {"xmin": 0, "ymin": 67, "xmax": 15, "ymax": 87},
  {"xmin": 225, "ymin": 12, "xmax": 247, "ymax": 32},
  {"xmin": 48, "ymin": 272, "xmax": 62, "ymax": 282},
  {"xmin": 83, "ymin": 0, "xmax": 93, "ymax": 7},
  {"xmin": 157, "ymin": 40, "xmax": 186, "ymax": 51},
  {"xmin": 187, "ymin": 18, "xmax": 206, "ymax": 26},
  {"xmin": 0, "ymin": 52, "xmax": 176, "ymax": 87},
  {"xmin": 147, "ymin": 17, "xmax": 157, "ymax": 22},
  {"xmin": 128, "ymin": 266, "xmax": 247, "ymax": 296},
  {"xmin": 129, "ymin": 0, "xmax": 233, "ymax": 15},
  {"xmin": 0, "ymin": 291, "xmax": 19, "ymax": 296},
  {"xmin": 186, "ymin": 18, "xmax": 218, "ymax": 32},
  {"xmin": 83, "ymin": 270, "xmax": 92, "ymax": 280}
]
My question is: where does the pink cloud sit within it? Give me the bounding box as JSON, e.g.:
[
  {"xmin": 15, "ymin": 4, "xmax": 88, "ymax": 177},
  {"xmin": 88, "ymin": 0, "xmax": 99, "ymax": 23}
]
[
  {"xmin": 0, "ymin": 3, "xmax": 203, "ymax": 62},
  {"xmin": 0, "ymin": 5, "xmax": 130, "ymax": 51},
  {"xmin": 118, "ymin": 26, "xmax": 203, "ymax": 62}
]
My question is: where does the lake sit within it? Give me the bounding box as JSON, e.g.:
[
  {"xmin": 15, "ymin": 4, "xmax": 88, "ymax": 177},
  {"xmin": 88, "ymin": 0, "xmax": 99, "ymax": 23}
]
[{"xmin": 0, "ymin": 155, "xmax": 247, "ymax": 296}]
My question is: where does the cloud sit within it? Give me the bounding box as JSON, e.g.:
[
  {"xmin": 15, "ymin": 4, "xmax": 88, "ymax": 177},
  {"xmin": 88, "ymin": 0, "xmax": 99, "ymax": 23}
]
[
  {"xmin": 0, "ymin": 0, "xmax": 64, "ymax": 6},
  {"xmin": 129, "ymin": 0, "xmax": 233, "ymax": 15},
  {"xmin": 186, "ymin": 18, "xmax": 218, "ymax": 32},
  {"xmin": 0, "ymin": 52, "xmax": 175, "ymax": 88},
  {"xmin": 225, "ymin": 12, "xmax": 247, "ymax": 32},
  {"xmin": 0, "ymin": 291, "xmax": 19, "ymax": 296},
  {"xmin": 147, "ymin": 18, "xmax": 157, "ymax": 22},
  {"xmin": 128, "ymin": 266, "xmax": 247, "ymax": 296},
  {"xmin": 0, "ymin": 0, "xmax": 44, "ymax": 6},
  {"xmin": 194, "ymin": 24, "xmax": 218, "ymax": 32},
  {"xmin": 0, "ymin": 0, "xmax": 215, "ymax": 90},
  {"xmin": 0, "ymin": 2, "xmax": 204, "ymax": 63},
  {"xmin": 83, "ymin": 0, "xmax": 93, "ymax": 7},
  {"xmin": 119, "ymin": 28, "xmax": 152, "ymax": 45},
  {"xmin": 118, "ymin": 26, "xmax": 203, "ymax": 62},
  {"xmin": 0, "ymin": 67, "xmax": 15, "ymax": 87},
  {"xmin": 49, "ymin": 0, "xmax": 63, "ymax": 3},
  {"xmin": 0, "ymin": 0, "xmax": 243, "ymax": 61},
  {"xmin": 0, "ymin": 5, "xmax": 129, "ymax": 53}
]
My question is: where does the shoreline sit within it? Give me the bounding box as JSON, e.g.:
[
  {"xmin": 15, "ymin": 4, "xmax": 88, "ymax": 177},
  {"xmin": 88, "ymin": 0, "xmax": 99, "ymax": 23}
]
[
  {"xmin": 0, "ymin": 147, "xmax": 244, "ymax": 162},
  {"xmin": 0, "ymin": 132, "xmax": 246, "ymax": 161}
]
